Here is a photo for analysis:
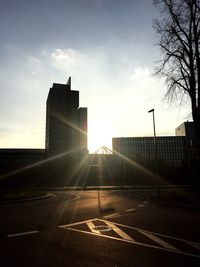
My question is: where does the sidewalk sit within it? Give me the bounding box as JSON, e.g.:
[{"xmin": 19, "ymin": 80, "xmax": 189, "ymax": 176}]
[{"xmin": 151, "ymin": 189, "xmax": 200, "ymax": 209}]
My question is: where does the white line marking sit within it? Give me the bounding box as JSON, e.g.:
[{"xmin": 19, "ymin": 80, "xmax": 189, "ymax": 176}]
[
  {"xmin": 103, "ymin": 209, "xmax": 136, "ymax": 219},
  {"xmin": 126, "ymin": 208, "xmax": 136, "ymax": 212},
  {"xmin": 65, "ymin": 227, "xmax": 200, "ymax": 259},
  {"xmin": 59, "ymin": 218, "xmax": 200, "ymax": 258},
  {"xmin": 7, "ymin": 230, "xmax": 39, "ymax": 238},
  {"xmin": 104, "ymin": 212, "xmax": 137, "ymax": 219},
  {"xmin": 105, "ymin": 221, "xmax": 134, "ymax": 241},
  {"xmin": 59, "ymin": 218, "xmax": 98, "ymax": 228},
  {"xmin": 87, "ymin": 222, "xmax": 101, "ymax": 234},
  {"xmin": 103, "ymin": 219, "xmax": 200, "ymax": 246},
  {"xmin": 138, "ymin": 204, "xmax": 144, "ymax": 207},
  {"xmin": 139, "ymin": 230, "xmax": 179, "ymax": 251},
  {"xmin": 186, "ymin": 241, "xmax": 200, "ymax": 250},
  {"xmin": 103, "ymin": 213, "xmax": 120, "ymax": 219}
]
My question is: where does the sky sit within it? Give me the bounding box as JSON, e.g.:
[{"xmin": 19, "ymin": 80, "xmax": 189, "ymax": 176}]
[{"xmin": 0, "ymin": 0, "xmax": 192, "ymax": 152}]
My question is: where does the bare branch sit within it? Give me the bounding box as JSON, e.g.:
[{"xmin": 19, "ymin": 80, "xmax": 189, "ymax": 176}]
[{"xmin": 153, "ymin": 0, "xmax": 200, "ymax": 141}]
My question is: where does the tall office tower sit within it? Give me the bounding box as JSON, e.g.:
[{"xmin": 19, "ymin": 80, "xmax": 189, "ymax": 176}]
[{"xmin": 45, "ymin": 77, "xmax": 87, "ymax": 159}]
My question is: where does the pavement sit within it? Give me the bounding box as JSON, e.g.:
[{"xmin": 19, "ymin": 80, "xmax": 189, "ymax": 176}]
[
  {"xmin": 1, "ymin": 185, "xmax": 199, "ymax": 209},
  {"xmin": 0, "ymin": 189, "xmax": 200, "ymax": 266},
  {"xmin": 150, "ymin": 189, "xmax": 200, "ymax": 209}
]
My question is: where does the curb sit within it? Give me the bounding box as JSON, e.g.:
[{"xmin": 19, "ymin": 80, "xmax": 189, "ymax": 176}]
[
  {"xmin": 151, "ymin": 200, "xmax": 200, "ymax": 210},
  {"xmin": 0, "ymin": 193, "xmax": 55, "ymax": 205}
]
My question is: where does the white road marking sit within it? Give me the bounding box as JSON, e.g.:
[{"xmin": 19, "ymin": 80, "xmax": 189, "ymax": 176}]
[
  {"xmin": 103, "ymin": 209, "xmax": 136, "ymax": 219},
  {"xmin": 7, "ymin": 230, "xmax": 39, "ymax": 238},
  {"xmin": 87, "ymin": 221, "xmax": 101, "ymax": 234},
  {"xmin": 126, "ymin": 208, "xmax": 136, "ymax": 212},
  {"xmin": 138, "ymin": 204, "xmax": 144, "ymax": 207},
  {"xmin": 59, "ymin": 218, "xmax": 98, "ymax": 228},
  {"xmin": 108, "ymin": 220, "xmax": 200, "ymax": 246},
  {"xmin": 59, "ymin": 218, "xmax": 200, "ymax": 258},
  {"xmin": 105, "ymin": 221, "xmax": 134, "ymax": 241},
  {"xmin": 139, "ymin": 230, "xmax": 179, "ymax": 251},
  {"xmin": 64, "ymin": 226, "xmax": 200, "ymax": 258},
  {"xmin": 86, "ymin": 220, "xmax": 133, "ymax": 241},
  {"xmin": 186, "ymin": 241, "xmax": 200, "ymax": 250},
  {"xmin": 103, "ymin": 213, "xmax": 120, "ymax": 219}
]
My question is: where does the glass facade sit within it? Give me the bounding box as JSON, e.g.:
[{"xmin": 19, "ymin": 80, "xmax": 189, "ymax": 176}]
[{"xmin": 112, "ymin": 136, "xmax": 186, "ymax": 168}]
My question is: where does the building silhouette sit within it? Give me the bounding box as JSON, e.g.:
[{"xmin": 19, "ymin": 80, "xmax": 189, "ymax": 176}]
[
  {"xmin": 112, "ymin": 121, "xmax": 199, "ymax": 183},
  {"xmin": 0, "ymin": 75, "xmax": 198, "ymax": 186},
  {"xmin": 112, "ymin": 136, "xmax": 186, "ymax": 168},
  {"xmin": 46, "ymin": 77, "xmax": 87, "ymax": 158},
  {"xmin": 0, "ymin": 77, "xmax": 88, "ymax": 185},
  {"xmin": 175, "ymin": 121, "xmax": 197, "ymax": 144}
]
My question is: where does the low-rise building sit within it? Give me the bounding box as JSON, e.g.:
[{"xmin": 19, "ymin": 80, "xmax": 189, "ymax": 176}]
[{"xmin": 112, "ymin": 136, "xmax": 186, "ymax": 168}]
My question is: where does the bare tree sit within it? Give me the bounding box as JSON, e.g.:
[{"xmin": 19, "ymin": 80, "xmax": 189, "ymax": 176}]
[{"xmin": 153, "ymin": 0, "xmax": 200, "ymax": 148}]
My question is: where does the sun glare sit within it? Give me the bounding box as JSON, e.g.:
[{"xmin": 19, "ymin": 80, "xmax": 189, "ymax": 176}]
[{"xmin": 88, "ymin": 124, "xmax": 113, "ymax": 153}]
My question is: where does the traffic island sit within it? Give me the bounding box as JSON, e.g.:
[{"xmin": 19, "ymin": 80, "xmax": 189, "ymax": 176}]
[{"xmin": 0, "ymin": 188, "xmax": 51, "ymax": 204}]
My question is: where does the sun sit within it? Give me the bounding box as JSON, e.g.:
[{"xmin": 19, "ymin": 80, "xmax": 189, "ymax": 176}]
[{"xmin": 88, "ymin": 123, "xmax": 113, "ymax": 153}]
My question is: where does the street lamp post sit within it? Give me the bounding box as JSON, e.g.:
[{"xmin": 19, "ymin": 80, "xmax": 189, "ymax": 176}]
[
  {"xmin": 148, "ymin": 109, "xmax": 156, "ymax": 142},
  {"xmin": 148, "ymin": 108, "xmax": 160, "ymax": 197}
]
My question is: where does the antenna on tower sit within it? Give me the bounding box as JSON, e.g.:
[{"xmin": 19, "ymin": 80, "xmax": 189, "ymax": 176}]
[{"xmin": 67, "ymin": 76, "xmax": 71, "ymax": 88}]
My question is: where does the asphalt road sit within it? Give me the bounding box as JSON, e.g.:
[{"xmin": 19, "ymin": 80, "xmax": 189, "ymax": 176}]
[{"xmin": 0, "ymin": 189, "xmax": 200, "ymax": 267}]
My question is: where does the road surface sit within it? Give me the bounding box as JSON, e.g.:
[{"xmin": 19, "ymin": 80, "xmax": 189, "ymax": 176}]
[{"xmin": 0, "ymin": 189, "xmax": 200, "ymax": 266}]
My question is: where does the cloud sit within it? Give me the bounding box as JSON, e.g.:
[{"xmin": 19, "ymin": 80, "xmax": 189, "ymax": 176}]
[
  {"xmin": 51, "ymin": 48, "xmax": 82, "ymax": 64},
  {"xmin": 127, "ymin": 67, "xmax": 164, "ymax": 97},
  {"xmin": 129, "ymin": 67, "xmax": 151, "ymax": 83}
]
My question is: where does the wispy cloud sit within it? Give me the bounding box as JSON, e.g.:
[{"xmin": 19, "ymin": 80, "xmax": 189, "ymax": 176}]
[{"xmin": 51, "ymin": 48, "xmax": 82, "ymax": 64}]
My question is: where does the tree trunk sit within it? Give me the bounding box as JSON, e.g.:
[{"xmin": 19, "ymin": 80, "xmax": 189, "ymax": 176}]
[
  {"xmin": 192, "ymin": 106, "xmax": 200, "ymax": 180},
  {"xmin": 192, "ymin": 107, "xmax": 200, "ymax": 144}
]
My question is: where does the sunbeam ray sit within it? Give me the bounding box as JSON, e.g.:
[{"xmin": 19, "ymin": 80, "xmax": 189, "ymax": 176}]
[{"xmin": 0, "ymin": 147, "xmax": 81, "ymax": 181}]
